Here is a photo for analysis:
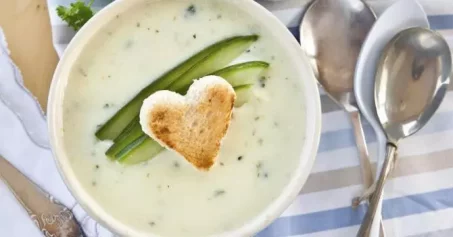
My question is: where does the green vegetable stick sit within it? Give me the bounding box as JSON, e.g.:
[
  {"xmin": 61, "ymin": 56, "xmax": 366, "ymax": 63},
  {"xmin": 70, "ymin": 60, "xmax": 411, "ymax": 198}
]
[
  {"xmin": 116, "ymin": 136, "xmax": 165, "ymax": 165},
  {"xmin": 96, "ymin": 35, "xmax": 258, "ymax": 141},
  {"xmin": 233, "ymin": 84, "xmax": 254, "ymax": 107},
  {"xmin": 105, "ymin": 121, "xmax": 143, "ymax": 159},
  {"xmin": 113, "ymin": 61, "xmax": 269, "ymax": 145},
  {"xmin": 107, "ymin": 61, "xmax": 267, "ymax": 161}
]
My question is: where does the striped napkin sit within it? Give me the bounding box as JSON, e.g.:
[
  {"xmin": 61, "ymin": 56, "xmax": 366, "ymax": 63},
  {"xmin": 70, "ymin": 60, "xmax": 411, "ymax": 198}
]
[{"xmin": 1, "ymin": 0, "xmax": 453, "ymax": 236}]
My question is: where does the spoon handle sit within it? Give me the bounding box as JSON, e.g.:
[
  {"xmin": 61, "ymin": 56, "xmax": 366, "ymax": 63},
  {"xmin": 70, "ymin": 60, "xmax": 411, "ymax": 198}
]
[
  {"xmin": 350, "ymin": 110, "xmax": 385, "ymax": 236},
  {"xmin": 357, "ymin": 144, "xmax": 397, "ymax": 237},
  {"xmin": 0, "ymin": 155, "xmax": 84, "ymax": 237},
  {"xmin": 349, "ymin": 110, "xmax": 374, "ymax": 188}
]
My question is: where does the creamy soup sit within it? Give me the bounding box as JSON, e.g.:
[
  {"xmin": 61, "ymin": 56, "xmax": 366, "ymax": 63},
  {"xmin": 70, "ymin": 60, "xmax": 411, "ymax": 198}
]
[{"xmin": 62, "ymin": 0, "xmax": 306, "ymax": 236}]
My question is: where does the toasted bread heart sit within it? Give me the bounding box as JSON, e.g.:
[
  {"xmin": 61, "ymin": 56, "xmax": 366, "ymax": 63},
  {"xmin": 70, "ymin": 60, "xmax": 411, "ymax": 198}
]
[{"xmin": 139, "ymin": 76, "xmax": 236, "ymax": 170}]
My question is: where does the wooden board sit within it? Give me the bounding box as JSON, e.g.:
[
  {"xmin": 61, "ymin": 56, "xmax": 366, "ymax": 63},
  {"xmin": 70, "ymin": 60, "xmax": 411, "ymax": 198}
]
[{"xmin": 0, "ymin": 0, "xmax": 58, "ymax": 112}]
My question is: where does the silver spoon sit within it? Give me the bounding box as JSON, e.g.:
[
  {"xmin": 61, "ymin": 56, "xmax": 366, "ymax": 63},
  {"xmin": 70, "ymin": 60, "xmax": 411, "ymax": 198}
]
[
  {"xmin": 299, "ymin": 1, "xmax": 384, "ymax": 235},
  {"xmin": 357, "ymin": 27, "xmax": 452, "ymax": 237},
  {"xmin": 0, "ymin": 155, "xmax": 85, "ymax": 237},
  {"xmin": 352, "ymin": 0, "xmax": 429, "ymax": 206}
]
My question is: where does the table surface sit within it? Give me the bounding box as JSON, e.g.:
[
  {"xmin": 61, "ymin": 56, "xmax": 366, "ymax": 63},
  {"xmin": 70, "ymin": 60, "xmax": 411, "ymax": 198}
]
[
  {"xmin": 0, "ymin": 0, "xmax": 57, "ymax": 112},
  {"xmin": 3, "ymin": 1, "xmax": 453, "ymax": 237}
]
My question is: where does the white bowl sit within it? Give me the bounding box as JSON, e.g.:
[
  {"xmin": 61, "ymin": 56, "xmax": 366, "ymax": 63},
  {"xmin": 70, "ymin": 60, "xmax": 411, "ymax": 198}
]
[{"xmin": 47, "ymin": 0, "xmax": 321, "ymax": 236}]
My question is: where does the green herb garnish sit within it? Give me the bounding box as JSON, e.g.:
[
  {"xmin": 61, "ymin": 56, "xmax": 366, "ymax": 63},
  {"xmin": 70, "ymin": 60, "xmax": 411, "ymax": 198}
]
[{"xmin": 56, "ymin": 0, "xmax": 95, "ymax": 31}]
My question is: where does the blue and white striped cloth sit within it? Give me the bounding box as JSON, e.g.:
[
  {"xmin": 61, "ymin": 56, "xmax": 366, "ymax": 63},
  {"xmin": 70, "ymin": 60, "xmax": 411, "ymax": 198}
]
[{"xmin": 1, "ymin": 0, "xmax": 453, "ymax": 236}]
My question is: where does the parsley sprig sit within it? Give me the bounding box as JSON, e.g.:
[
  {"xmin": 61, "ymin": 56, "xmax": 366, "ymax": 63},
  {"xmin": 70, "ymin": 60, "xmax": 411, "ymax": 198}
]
[{"xmin": 56, "ymin": 0, "xmax": 95, "ymax": 31}]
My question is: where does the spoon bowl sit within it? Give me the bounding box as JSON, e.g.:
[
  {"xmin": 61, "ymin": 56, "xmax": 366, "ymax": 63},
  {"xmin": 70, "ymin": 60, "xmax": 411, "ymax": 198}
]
[
  {"xmin": 375, "ymin": 27, "xmax": 452, "ymax": 143},
  {"xmin": 300, "ymin": 0, "xmax": 376, "ymax": 108}
]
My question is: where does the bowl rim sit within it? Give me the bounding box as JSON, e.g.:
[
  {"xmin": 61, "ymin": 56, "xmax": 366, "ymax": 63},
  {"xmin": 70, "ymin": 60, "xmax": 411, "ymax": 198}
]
[{"xmin": 47, "ymin": 0, "xmax": 322, "ymax": 236}]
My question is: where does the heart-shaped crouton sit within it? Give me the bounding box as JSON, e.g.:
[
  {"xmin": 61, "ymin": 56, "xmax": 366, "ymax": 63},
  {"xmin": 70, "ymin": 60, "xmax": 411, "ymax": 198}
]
[{"xmin": 139, "ymin": 76, "xmax": 236, "ymax": 170}]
